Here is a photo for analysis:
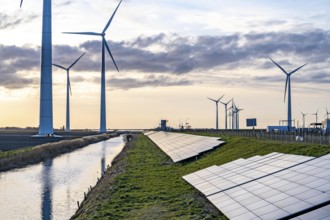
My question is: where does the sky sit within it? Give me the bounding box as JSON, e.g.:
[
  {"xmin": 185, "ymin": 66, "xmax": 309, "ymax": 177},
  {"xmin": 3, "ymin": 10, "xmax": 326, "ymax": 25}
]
[{"xmin": 0, "ymin": 0, "xmax": 330, "ymax": 130}]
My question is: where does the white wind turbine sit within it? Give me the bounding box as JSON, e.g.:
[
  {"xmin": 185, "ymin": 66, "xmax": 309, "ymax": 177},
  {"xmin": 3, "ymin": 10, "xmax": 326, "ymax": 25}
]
[
  {"xmin": 220, "ymin": 99, "xmax": 232, "ymax": 130},
  {"xmin": 301, "ymin": 112, "xmax": 308, "ymax": 129},
  {"xmin": 53, "ymin": 53, "xmax": 86, "ymax": 132},
  {"xmin": 269, "ymin": 58, "xmax": 307, "ymax": 131},
  {"xmin": 208, "ymin": 95, "xmax": 224, "ymax": 130},
  {"xmin": 64, "ymin": 0, "xmax": 123, "ymax": 133}
]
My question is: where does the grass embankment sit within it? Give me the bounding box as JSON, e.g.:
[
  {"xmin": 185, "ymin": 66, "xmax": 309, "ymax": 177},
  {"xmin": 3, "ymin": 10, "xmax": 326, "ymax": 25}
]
[
  {"xmin": 0, "ymin": 133, "xmax": 118, "ymax": 172},
  {"xmin": 72, "ymin": 133, "xmax": 330, "ymax": 220}
]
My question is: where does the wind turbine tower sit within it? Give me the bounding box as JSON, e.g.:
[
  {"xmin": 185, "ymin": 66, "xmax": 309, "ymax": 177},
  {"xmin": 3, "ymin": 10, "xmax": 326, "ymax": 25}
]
[
  {"xmin": 53, "ymin": 53, "xmax": 86, "ymax": 132},
  {"xmin": 269, "ymin": 58, "xmax": 307, "ymax": 132},
  {"xmin": 208, "ymin": 95, "xmax": 224, "ymax": 130},
  {"xmin": 20, "ymin": 0, "xmax": 54, "ymax": 136},
  {"xmin": 64, "ymin": 0, "xmax": 123, "ymax": 133},
  {"xmin": 235, "ymin": 106, "xmax": 244, "ymax": 130},
  {"xmin": 301, "ymin": 112, "xmax": 308, "ymax": 129},
  {"xmin": 220, "ymin": 99, "xmax": 232, "ymax": 130},
  {"xmin": 228, "ymin": 111, "xmax": 232, "ymax": 129},
  {"xmin": 230, "ymin": 100, "xmax": 237, "ymax": 130}
]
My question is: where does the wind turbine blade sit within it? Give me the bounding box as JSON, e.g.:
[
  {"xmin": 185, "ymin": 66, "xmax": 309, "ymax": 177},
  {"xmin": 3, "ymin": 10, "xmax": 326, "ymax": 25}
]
[
  {"xmin": 20, "ymin": 0, "xmax": 23, "ymax": 8},
  {"xmin": 217, "ymin": 95, "xmax": 224, "ymax": 102},
  {"xmin": 284, "ymin": 76, "xmax": 289, "ymax": 102},
  {"xmin": 52, "ymin": 64, "xmax": 67, "ymax": 70},
  {"xmin": 63, "ymin": 32, "xmax": 102, "ymax": 36},
  {"xmin": 103, "ymin": 0, "xmax": 123, "ymax": 33},
  {"xmin": 269, "ymin": 57, "xmax": 288, "ymax": 75},
  {"xmin": 104, "ymin": 39, "xmax": 119, "ymax": 72},
  {"xmin": 207, "ymin": 98, "xmax": 216, "ymax": 102},
  {"xmin": 68, "ymin": 52, "xmax": 86, "ymax": 69},
  {"xmin": 289, "ymin": 63, "xmax": 307, "ymax": 75}
]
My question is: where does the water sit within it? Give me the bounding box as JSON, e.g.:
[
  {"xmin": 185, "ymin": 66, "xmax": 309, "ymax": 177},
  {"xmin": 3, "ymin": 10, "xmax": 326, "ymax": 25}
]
[{"xmin": 0, "ymin": 136, "xmax": 125, "ymax": 220}]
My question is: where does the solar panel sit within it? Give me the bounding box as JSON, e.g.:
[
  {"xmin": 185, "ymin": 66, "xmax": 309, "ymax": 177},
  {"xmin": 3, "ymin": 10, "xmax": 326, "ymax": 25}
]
[
  {"xmin": 295, "ymin": 204, "xmax": 330, "ymax": 220},
  {"xmin": 183, "ymin": 152, "xmax": 314, "ymax": 196},
  {"xmin": 146, "ymin": 131, "xmax": 225, "ymax": 162},
  {"xmin": 183, "ymin": 153, "xmax": 330, "ymax": 219}
]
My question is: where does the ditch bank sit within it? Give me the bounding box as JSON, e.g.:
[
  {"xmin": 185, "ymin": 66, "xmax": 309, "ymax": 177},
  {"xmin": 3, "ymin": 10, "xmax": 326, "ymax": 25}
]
[
  {"xmin": 71, "ymin": 134, "xmax": 135, "ymax": 219},
  {"xmin": 0, "ymin": 133, "xmax": 118, "ymax": 172}
]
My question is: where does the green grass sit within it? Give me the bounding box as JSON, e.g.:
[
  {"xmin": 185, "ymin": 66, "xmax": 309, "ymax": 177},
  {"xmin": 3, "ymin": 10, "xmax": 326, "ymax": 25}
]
[
  {"xmin": 0, "ymin": 146, "xmax": 34, "ymax": 159},
  {"xmin": 74, "ymin": 133, "xmax": 330, "ymax": 220}
]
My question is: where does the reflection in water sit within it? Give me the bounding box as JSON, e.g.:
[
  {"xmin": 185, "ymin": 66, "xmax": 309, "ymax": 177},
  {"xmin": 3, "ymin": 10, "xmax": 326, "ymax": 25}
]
[
  {"xmin": 101, "ymin": 142, "xmax": 106, "ymax": 176},
  {"xmin": 0, "ymin": 136, "xmax": 125, "ymax": 220},
  {"xmin": 41, "ymin": 159, "xmax": 53, "ymax": 220}
]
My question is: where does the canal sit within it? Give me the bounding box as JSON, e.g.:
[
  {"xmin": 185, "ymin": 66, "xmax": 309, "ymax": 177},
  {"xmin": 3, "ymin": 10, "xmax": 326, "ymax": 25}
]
[{"xmin": 0, "ymin": 136, "xmax": 125, "ymax": 220}]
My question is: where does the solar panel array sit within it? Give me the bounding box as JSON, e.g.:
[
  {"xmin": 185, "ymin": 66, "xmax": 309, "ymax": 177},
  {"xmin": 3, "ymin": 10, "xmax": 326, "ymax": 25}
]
[
  {"xmin": 183, "ymin": 153, "xmax": 330, "ymax": 220},
  {"xmin": 145, "ymin": 131, "xmax": 225, "ymax": 162}
]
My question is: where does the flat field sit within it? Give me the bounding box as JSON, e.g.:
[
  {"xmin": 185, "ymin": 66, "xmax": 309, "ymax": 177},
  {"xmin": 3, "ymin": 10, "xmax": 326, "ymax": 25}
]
[{"xmin": 0, "ymin": 129, "xmax": 99, "ymax": 151}]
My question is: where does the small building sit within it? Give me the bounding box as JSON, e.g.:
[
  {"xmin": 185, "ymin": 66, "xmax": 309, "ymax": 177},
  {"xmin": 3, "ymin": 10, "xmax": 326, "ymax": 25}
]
[
  {"xmin": 267, "ymin": 125, "xmax": 296, "ymax": 133},
  {"xmin": 158, "ymin": 119, "xmax": 171, "ymax": 131},
  {"xmin": 160, "ymin": 120, "xmax": 167, "ymax": 130}
]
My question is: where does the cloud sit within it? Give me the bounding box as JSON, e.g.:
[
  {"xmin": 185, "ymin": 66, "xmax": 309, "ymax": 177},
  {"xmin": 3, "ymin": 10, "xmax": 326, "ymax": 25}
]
[
  {"xmin": 0, "ymin": 12, "xmax": 38, "ymax": 29},
  {"xmin": 107, "ymin": 75, "xmax": 193, "ymax": 90},
  {"xmin": 55, "ymin": 1, "xmax": 75, "ymax": 7},
  {"xmin": 0, "ymin": 44, "xmax": 39, "ymax": 89},
  {"xmin": 1, "ymin": 29, "xmax": 330, "ymax": 90},
  {"xmin": 105, "ymin": 30, "xmax": 330, "ymax": 75}
]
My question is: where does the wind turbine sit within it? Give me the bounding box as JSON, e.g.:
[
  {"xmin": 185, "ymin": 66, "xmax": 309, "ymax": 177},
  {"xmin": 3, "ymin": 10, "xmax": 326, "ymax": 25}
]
[
  {"xmin": 220, "ymin": 99, "xmax": 232, "ymax": 130},
  {"xmin": 229, "ymin": 100, "xmax": 235, "ymax": 130},
  {"xmin": 235, "ymin": 106, "xmax": 244, "ymax": 130},
  {"xmin": 20, "ymin": 0, "xmax": 54, "ymax": 136},
  {"xmin": 64, "ymin": 0, "xmax": 123, "ymax": 133},
  {"xmin": 312, "ymin": 110, "xmax": 319, "ymax": 124},
  {"xmin": 269, "ymin": 58, "xmax": 307, "ymax": 131},
  {"xmin": 301, "ymin": 112, "xmax": 308, "ymax": 129},
  {"xmin": 52, "ymin": 52, "xmax": 86, "ymax": 132},
  {"xmin": 208, "ymin": 95, "xmax": 224, "ymax": 130}
]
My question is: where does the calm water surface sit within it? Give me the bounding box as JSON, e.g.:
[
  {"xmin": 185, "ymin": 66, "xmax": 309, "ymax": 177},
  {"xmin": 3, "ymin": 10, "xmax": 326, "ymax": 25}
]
[{"xmin": 0, "ymin": 136, "xmax": 125, "ymax": 220}]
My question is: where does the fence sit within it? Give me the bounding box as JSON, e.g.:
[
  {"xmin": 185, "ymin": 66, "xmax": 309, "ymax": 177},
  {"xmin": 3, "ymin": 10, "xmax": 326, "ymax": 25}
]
[{"xmin": 194, "ymin": 129, "xmax": 330, "ymax": 146}]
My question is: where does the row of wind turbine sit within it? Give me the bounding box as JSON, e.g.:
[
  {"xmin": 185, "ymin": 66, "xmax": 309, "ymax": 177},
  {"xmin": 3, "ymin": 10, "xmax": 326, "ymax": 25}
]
[{"xmin": 208, "ymin": 96, "xmax": 244, "ymax": 130}]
